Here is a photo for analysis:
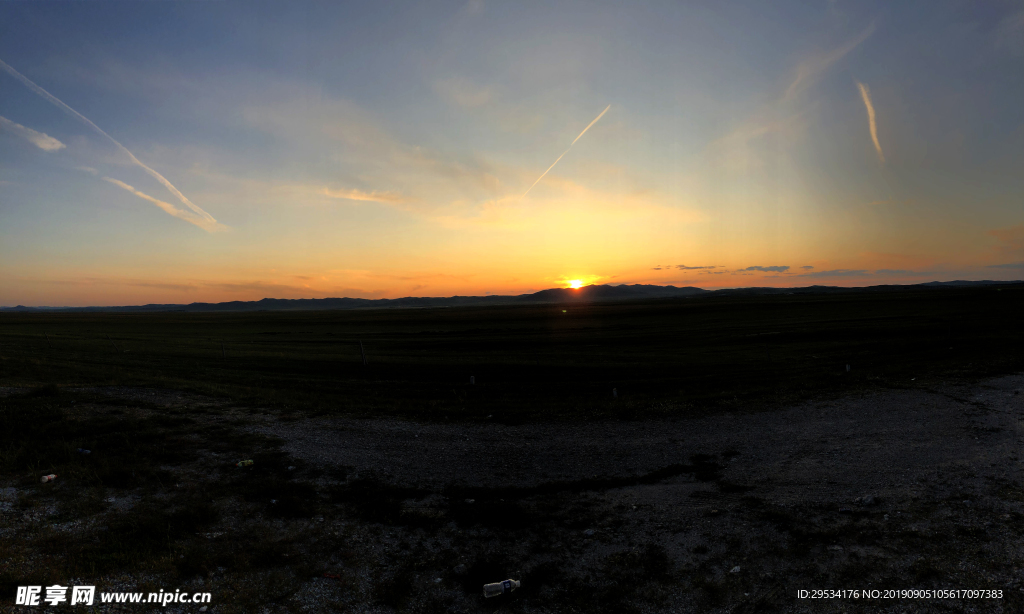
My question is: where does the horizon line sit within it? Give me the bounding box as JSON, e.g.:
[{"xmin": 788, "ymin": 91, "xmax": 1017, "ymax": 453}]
[{"xmin": 3, "ymin": 279, "xmax": 1023, "ymax": 310}]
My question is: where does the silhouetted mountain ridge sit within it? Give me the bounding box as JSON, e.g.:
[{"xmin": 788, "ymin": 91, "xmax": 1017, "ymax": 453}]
[{"xmin": 2, "ymin": 280, "xmax": 1021, "ymax": 312}]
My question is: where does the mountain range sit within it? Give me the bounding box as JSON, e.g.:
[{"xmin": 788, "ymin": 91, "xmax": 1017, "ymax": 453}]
[{"xmin": 2, "ymin": 280, "xmax": 1021, "ymax": 312}]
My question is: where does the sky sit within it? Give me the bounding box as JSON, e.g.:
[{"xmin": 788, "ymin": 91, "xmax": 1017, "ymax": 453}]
[{"xmin": 1, "ymin": 0, "xmax": 1022, "ymax": 306}]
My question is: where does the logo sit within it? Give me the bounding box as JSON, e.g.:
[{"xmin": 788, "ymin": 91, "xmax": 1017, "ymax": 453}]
[{"xmin": 15, "ymin": 585, "xmax": 95, "ymax": 606}]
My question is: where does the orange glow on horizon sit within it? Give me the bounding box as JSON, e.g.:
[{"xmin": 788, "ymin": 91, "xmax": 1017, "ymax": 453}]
[{"xmin": 568, "ymin": 279, "xmax": 584, "ymax": 289}]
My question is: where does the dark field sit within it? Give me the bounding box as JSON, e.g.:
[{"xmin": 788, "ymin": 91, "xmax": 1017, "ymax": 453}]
[
  {"xmin": 2, "ymin": 284, "xmax": 1024, "ymax": 421},
  {"xmin": 3, "ymin": 285, "xmax": 1024, "ymax": 613}
]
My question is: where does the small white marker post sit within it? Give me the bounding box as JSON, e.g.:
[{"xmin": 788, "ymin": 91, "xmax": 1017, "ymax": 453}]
[
  {"xmin": 470, "ymin": 376, "xmax": 475, "ymax": 385},
  {"xmin": 846, "ymin": 364, "xmax": 850, "ymax": 372}
]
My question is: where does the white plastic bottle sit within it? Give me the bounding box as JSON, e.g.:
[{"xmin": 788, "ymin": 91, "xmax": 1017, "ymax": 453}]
[{"xmin": 483, "ymin": 579, "xmax": 520, "ymax": 598}]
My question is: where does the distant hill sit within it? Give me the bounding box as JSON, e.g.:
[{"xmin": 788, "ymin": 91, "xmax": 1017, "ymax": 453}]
[{"xmin": 2, "ymin": 280, "xmax": 1021, "ymax": 313}]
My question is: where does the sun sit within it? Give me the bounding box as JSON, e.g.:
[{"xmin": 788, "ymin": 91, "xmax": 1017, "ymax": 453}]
[{"xmin": 568, "ymin": 279, "xmax": 583, "ymax": 289}]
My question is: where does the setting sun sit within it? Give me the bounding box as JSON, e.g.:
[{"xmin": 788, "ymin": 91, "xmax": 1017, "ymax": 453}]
[{"xmin": 568, "ymin": 279, "xmax": 584, "ymax": 289}]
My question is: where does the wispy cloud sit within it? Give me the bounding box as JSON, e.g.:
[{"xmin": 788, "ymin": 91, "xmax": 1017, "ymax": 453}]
[
  {"xmin": 0, "ymin": 114, "xmax": 65, "ymax": 151},
  {"xmin": 785, "ymin": 24, "xmax": 875, "ymax": 101},
  {"xmin": 989, "ymin": 224, "xmax": 1024, "ymax": 256},
  {"xmin": 866, "ymin": 198, "xmax": 911, "ymax": 206},
  {"xmin": 433, "ymin": 76, "xmax": 493, "ymax": 108},
  {"xmin": 30, "ymin": 276, "xmax": 387, "ymax": 300},
  {"xmin": 0, "ymin": 57, "xmax": 223, "ymax": 232},
  {"xmin": 857, "ymin": 82, "xmax": 885, "ymax": 163},
  {"xmin": 799, "ymin": 268, "xmax": 868, "ymax": 277},
  {"xmin": 743, "ymin": 265, "xmax": 790, "ymax": 273},
  {"xmin": 707, "ymin": 24, "xmax": 874, "ymax": 172},
  {"xmin": 987, "ymin": 262, "xmax": 1024, "ymax": 269},
  {"xmin": 102, "ymin": 177, "xmax": 226, "ymax": 232},
  {"xmin": 321, "ymin": 187, "xmax": 407, "ymax": 204},
  {"xmin": 522, "ymin": 104, "xmax": 610, "ymax": 197},
  {"xmin": 676, "ymin": 265, "xmax": 716, "ymax": 270}
]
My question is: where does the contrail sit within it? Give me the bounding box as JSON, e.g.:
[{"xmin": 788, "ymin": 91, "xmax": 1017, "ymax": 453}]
[
  {"xmin": 856, "ymin": 82, "xmax": 884, "ymax": 164},
  {"xmin": 0, "ymin": 114, "xmax": 66, "ymax": 151},
  {"xmin": 102, "ymin": 177, "xmax": 214, "ymax": 231},
  {"xmin": 523, "ymin": 104, "xmax": 610, "ymax": 198},
  {"xmin": 571, "ymin": 104, "xmax": 610, "ymax": 145},
  {"xmin": 0, "ymin": 58, "xmax": 223, "ymax": 231}
]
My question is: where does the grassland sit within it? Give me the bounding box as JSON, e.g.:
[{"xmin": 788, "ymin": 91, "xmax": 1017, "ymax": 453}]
[
  {"xmin": 2, "ymin": 284, "xmax": 1023, "ymax": 421},
  {"xmin": 2, "ymin": 284, "xmax": 1024, "ymax": 613}
]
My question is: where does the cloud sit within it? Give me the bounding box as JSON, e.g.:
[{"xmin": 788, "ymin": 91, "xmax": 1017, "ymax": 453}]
[
  {"xmin": 0, "ymin": 57, "xmax": 222, "ymax": 232},
  {"xmin": 676, "ymin": 265, "xmax": 716, "ymax": 270},
  {"xmin": 102, "ymin": 177, "xmax": 226, "ymax": 232},
  {"xmin": 987, "ymin": 262, "xmax": 1024, "ymax": 269},
  {"xmin": 989, "ymin": 224, "xmax": 1024, "ymax": 256},
  {"xmin": 857, "ymin": 82, "xmax": 885, "ymax": 163},
  {"xmin": 76, "ymin": 166, "xmax": 98, "ymax": 175},
  {"xmin": 799, "ymin": 268, "xmax": 868, "ymax": 277},
  {"xmin": 866, "ymin": 199, "xmax": 911, "ymax": 205},
  {"xmin": 36, "ymin": 277, "xmax": 199, "ymax": 292},
  {"xmin": 706, "ymin": 24, "xmax": 874, "ymax": 173},
  {"xmin": 321, "ymin": 187, "xmax": 407, "ymax": 204},
  {"xmin": 203, "ymin": 280, "xmax": 379, "ymax": 296},
  {"xmin": 433, "ymin": 177, "xmax": 704, "ymax": 231},
  {"xmin": 244, "ymin": 91, "xmax": 503, "ymax": 205},
  {"xmin": 742, "ymin": 265, "xmax": 790, "ymax": 273},
  {"xmin": 31, "ymin": 276, "xmax": 388, "ymax": 299},
  {"xmin": 785, "ymin": 24, "xmax": 875, "ymax": 101},
  {"xmin": 433, "ymin": 76, "xmax": 493, "ymax": 108},
  {"xmin": 0, "ymin": 114, "xmax": 66, "ymax": 151},
  {"xmin": 801, "ymin": 265, "xmax": 814, "ymax": 270}
]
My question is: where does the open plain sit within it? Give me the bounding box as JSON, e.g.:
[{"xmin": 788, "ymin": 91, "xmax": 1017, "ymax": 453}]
[{"xmin": 2, "ymin": 285, "xmax": 1024, "ymax": 613}]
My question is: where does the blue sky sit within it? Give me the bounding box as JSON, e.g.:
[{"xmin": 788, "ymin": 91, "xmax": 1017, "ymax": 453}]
[{"xmin": 1, "ymin": 0, "xmax": 1022, "ymax": 305}]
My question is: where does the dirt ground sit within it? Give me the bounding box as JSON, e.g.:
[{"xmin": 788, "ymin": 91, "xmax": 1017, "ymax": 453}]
[
  {"xmin": 4, "ymin": 374, "xmax": 1024, "ymax": 613},
  {"xmin": 243, "ymin": 374, "xmax": 1024, "ymax": 613}
]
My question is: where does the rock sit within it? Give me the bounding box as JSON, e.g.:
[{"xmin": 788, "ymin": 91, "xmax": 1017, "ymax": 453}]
[
  {"xmin": 583, "ymin": 529, "xmax": 595, "ymax": 537},
  {"xmin": 199, "ymin": 608, "xmax": 207, "ymax": 613},
  {"xmin": 730, "ymin": 566, "xmax": 741, "ymax": 574},
  {"xmin": 855, "ymin": 495, "xmax": 877, "ymax": 506},
  {"xmin": 454, "ymin": 564, "xmax": 467, "ymax": 575}
]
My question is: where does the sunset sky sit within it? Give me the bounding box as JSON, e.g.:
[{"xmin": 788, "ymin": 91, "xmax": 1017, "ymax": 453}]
[{"xmin": 1, "ymin": 1, "xmax": 1022, "ymax": 306}]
